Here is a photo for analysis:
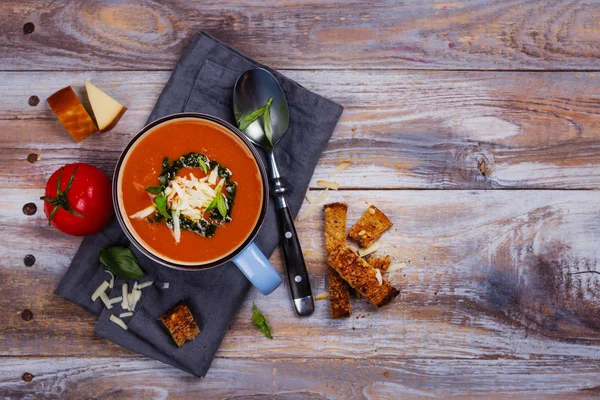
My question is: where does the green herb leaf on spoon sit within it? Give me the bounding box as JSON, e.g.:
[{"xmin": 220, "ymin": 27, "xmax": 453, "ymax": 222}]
[
  {"xmin": 238, "ymin": 98, "xmax": 273, "ymax": 131},
  {"xmin": 263, "ymin": 100, "xmax": 273, "ymax": 145}
]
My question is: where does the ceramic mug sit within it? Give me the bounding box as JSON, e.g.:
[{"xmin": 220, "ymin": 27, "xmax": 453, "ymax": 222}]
[{"xmin": 113, "ymin": 113, "xmax": 282, "ymax": 295}]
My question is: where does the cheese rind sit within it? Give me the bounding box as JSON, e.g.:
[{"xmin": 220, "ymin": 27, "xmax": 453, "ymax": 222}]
[
  {"xmin": 47, "ymin": 86, "xmax": 98, "ymax": 142},
  {"xmin": 85, "ymin": 80, "xmax": 127, "ymax": 132}
]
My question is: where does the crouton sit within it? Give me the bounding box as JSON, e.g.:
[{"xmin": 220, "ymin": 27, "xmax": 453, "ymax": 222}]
[
  {"xmin": 348, "ymin": 205, "xmax": 393, "ymax": 248},
  {"xmin": 158, "ymin": 302, "xmax": 200, "ymax": 347}
]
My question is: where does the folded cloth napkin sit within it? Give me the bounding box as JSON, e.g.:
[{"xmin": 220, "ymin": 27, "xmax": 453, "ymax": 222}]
[{"xmin": 55, "ymin": 32, "xmax": 343, "ymax": 377}]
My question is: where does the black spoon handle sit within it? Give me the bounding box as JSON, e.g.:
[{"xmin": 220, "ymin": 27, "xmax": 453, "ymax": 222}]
[{"xmin": 275, "ymin": 201, "xmax": 314, "ymax": 316}]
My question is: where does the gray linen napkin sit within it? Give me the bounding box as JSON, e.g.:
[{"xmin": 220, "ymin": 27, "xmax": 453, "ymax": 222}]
[{"xmin": 55, "ymin": 32, "xmax": 343, "ymax": 377}]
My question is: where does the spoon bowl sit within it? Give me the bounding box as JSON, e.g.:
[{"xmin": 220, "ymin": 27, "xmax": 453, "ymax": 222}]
[{"xmin": 233, "ymin": 69, "xmax": 289, "ymax": 150}]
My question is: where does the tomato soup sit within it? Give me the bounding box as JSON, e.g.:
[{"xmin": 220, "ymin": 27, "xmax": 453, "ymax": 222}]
[{"xmin": 117, "ymin": 118, "xmax": 264, "ymax": 265}]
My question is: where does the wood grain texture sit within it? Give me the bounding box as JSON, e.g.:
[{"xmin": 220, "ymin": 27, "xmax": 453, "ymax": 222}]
[
  {"xmin": 1, "ymin": 70, "xmax": 599, "ymax": 189},
  {"xmin": 2, "ymin": 0, "xmax": 600, "ymax": 71},
  {"xmin": 3, "ymin": 189, "xmax": 600, "ymax": 362},
  {"xmin": 3, "ymin": 0, "xmax": 600, "ymax": 395},
  {"xmin": 1, "ymin": 357, "xmax": 600, "ymax": 399}
]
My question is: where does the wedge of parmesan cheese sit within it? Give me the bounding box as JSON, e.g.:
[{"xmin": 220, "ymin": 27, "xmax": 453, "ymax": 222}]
[
  {"xmin": 91, "ymin": 281, "xmax": 109, "ymax": 302},
  {"xmin": 110, "ymin": 315, "xmax": 128, "ymax": 330},
  {"xmin": 85, "ymin": 81, "xmax": 127, "ymax": 132}
]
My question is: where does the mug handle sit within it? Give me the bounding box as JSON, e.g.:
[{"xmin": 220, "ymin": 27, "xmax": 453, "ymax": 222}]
[{"xmin": 232, "ymin": 242, "xmax": 282, "ymax": 295}]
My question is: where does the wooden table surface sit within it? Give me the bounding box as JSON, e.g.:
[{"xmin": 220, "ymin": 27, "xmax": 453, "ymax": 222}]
[{"xmin": 1, "ymin": 1, "xmax": 600, "ymax": 398}]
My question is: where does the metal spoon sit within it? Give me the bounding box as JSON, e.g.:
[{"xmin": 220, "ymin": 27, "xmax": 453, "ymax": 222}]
[{"xmin": 233, "ymin": 68, "xmax": 314, "ymax": 316}]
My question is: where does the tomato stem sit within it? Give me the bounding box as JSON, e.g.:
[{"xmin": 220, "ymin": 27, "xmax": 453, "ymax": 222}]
[{"xmin": 40, "ymin": 167, "xmax": 84, "ymax": 225}]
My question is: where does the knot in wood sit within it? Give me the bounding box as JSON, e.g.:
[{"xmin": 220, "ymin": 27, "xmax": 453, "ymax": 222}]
[{"xmin": 454, "ymin": 145, "xmax": 495, "ymax": 184}]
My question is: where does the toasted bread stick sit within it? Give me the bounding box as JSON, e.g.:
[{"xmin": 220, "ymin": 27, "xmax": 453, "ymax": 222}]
[
  {"xmin": 348, "ymin": 205, "xmax": 393, "ymax": 248},
  {"xmin": 365, "ymin": 254, "xmax": 391, "ymax": 272},
  {"xmin": 328, "ymin": 246, "xmax": 399, "ymax": 308},
  {"xmin": 324, "ymin": 203, "xmax": 351, "ymax": 318}
]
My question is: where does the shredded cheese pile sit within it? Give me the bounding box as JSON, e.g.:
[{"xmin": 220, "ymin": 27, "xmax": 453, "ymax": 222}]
[
  {"xmin": 165, "ymin": 171, "xmax": 221, "ymax": 221},
  {"xmin": 130, "ymin": 167, "xmax": 228, "ymax": 243},
  {"xmin": 91, "ymin": 278, "xmax": 155, "ymax": 330}
]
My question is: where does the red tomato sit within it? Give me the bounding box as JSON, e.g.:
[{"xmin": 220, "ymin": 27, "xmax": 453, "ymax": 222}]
[{"xmin": 42, "ymin": 163, "xmax": 113, "ymax": 236}]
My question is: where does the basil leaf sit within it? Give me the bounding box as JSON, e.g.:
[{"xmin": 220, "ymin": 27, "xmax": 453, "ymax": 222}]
[
  {"xmin": 251, "ymin": 302, "xmax": 272, "ymax": 339},
  {"xmin": 145, "ymin": 186, "xmax": 162, "ymax": 195},
  {"xmin": 197, "ymin": 157, "xmax": 209, "ymax": 174},
  {"xmin": 99, "ymin": 247, "xmax": 145, "ymax": 279},
  {"xmin": 216, "ymin": 194, "xmax": 227, "ymax": 218},
  {"xmin": 263, "ymin": 101, "xmax": 273, "ymax": 145},
  {"xmin": 205, "ymin": 197, "xmax": 218, "ymax": 213},
  {"xmin": 238, "ymin": 98, "xmax": 273, "ymax": 131},
  {"xmin": 154, "ymin": 195, "xmax": 171, "ymax": 220}
]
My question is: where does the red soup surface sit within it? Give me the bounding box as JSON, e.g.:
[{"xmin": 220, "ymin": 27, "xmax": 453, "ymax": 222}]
[{"xmin": 118, "ymin": 118, "xmax": 264, "ymax": 265}]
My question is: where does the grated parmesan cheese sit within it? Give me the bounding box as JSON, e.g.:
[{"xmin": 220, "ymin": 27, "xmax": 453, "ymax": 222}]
[
  {"xmin": 107, "ymin": 296, "xmax": 122, "ymax": 305},
  {"xmin": 313, "ymin": 189, "xmax": 330, "ymax": 204},
  {"xmin": 128, "ymin": 291, "xmax": 134, "ymax": 309},
  {"xmin": 387, "ymin": 263, "xmax": 406, "ymax": 273},
  {"xmin": 172, "ymin": 210, "xmax": 181, "ymax": 243},
  {"xmin": 374, "ymin": 269, "xmax": 383, "ymax": 286},
  {"xmin": 207, "ymin": 167, "xmax": 219, "ymax": 185},
  {"xmin": 99, "ymin": 292, "xmax": 113, "ymax": 309},
  {"xmin": 358, "ymin": 242, "xmax": 379, "ymax": 257},
  {"xmin": 297, "ymin": 203, "xmax": 319, "ymax": 221},
  {"xmin": 305, "ymin": 191, "xmax": 315, "ymax": 204},
  {"xmin": 121, "ymin": 283, "xmax": 129, "ymax": 310},
  {"xmin": 315, "ymin": 292, "xmax": 330, "ymax": 300},
  {"xmin": 129, "ymin": 205, "xmax": 156, "ymax": 219},
  {"xmin": 137, "ymin": 281, "xmax": 154, "ymax": 289},
  {"xmin": 119, "ymin": 312, "xmax": 133, "ymax": 318},
  {"xmin": 162, "ymin": 173, "xmax": 226, "ymax": 243},
  {"xmin": 328, "ymin": 161, "xmax": 351, "ymax": 178},
  {"xmin": 316, "ymin": 180, "xmax": 340, "ymax": 190},
  {"xmin": 130, "ymin": 289, "xmax": 142, "ymax": 311},
  {"xmin": 110, "ymin": 315, "xmax": 128, "ymax": 330},
  {"xmin": 91, "ymin": 281, "xmax": 109, "ymax": 302},
  {"xmin": 104, "ymin": 270, "xmax": 115, "ymax": 289}
]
